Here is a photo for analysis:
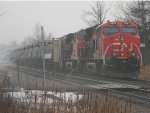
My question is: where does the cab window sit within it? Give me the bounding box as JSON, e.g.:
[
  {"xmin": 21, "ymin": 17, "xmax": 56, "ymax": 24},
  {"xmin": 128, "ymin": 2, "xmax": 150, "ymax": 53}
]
[
  {"xmin": 103, "ymin": 27, "xmax": 119, "ymax": 36},
  {"xmin": 122, "ymin": 27, "xmax": 137, "ymax": 35}
]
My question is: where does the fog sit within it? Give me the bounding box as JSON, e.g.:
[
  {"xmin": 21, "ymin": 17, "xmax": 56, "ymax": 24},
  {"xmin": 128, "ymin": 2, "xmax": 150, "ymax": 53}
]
[{"xmin": 0, "ymin": 1, "xmax": 117, "ymax": 45}]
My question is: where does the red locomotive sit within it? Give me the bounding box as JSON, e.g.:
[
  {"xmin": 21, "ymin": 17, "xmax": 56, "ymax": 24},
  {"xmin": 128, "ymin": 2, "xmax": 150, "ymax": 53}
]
[{"xmin": 61, "ymin": 21, "xmax": 142, "ymax": 78}]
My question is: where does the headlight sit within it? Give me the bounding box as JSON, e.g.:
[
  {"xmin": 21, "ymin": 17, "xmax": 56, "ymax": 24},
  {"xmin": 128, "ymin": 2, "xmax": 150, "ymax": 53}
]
[
  {"xmin": 132, "ymin": 53, "xmax": 135, "ymax": 56},
  {"xmin": 113, "ymin": 53, "xmax": 116, "ymax": 56}
]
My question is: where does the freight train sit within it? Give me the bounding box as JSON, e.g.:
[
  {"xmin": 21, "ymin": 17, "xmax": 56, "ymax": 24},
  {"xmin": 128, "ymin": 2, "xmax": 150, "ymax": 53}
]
[{"xmin": 10, "ymin": 21, "xmax": 142, "ymax": 79}]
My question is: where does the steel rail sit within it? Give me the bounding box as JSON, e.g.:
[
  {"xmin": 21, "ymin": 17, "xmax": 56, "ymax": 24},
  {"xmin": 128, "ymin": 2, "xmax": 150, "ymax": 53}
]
[{"xmin": 7, "ymin": 65, "xmax": 150, "ymax": 88}]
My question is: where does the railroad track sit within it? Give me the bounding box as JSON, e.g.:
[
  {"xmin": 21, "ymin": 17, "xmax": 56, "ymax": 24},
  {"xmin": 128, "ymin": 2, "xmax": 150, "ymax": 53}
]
[
  {"xmin": 6, "ymin": 65, "xmax": 150, "ymax": 107},
  {"xmin": 103, "ymin": 89, "xmax": 150, "ymax": 107},
  {"xmin": 6, "ymin": 65, "xmax": 150, "ymax": 89},
  {"xmin": 6, "ymin": 65, "xmax": 150, "ymax": 90}
]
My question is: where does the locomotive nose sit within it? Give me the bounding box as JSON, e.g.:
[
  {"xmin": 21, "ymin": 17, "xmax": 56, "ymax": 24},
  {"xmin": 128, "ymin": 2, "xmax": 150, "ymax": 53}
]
[
  {"xmin": 112, "ymin": 34, "xmax": 138, "ymax": 59},
  {"xmin": 112, "ymin": 34, "xmax": 132, "ymax": 58}
]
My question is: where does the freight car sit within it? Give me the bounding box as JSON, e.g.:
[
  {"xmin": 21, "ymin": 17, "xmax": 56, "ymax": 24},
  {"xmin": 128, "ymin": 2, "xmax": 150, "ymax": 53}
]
[
  {"xmin": 10, "ymin": 41, "xmax": 53, "ymax": 70},
  {"xmin": 10, "ymin": 21, "xmax": 142, "ymax": 79}
]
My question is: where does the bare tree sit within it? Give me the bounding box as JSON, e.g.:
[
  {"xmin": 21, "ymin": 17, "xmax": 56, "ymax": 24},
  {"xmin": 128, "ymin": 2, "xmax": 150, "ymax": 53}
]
[
  {"xmin": 115, "ymin": 1, "xmax": 150, "ymax": 25},
  {"xmin": 115, "ymin": 1, "xmax": 150, "ymax": 46},
  {"xmin": 113, "ymin": 2, "xmax": 129, "ymax": 21},
  {"xmin": 45, "ymin": 33, "xmax": 54, "ymax": 41},
  {"xmin": 20, "ymin": 35, "xmax": 36, "ymax": 47},
  {"xmin": 33, "ymin": 22, "xmax": 41, "ymax": 41},
  {"xmin": 82, "ymin": 1, "xmax": 111, "ymax": 26},
  {"xmin": 20, "ymin": 23, "xmax": 53, "ymax": 47}
]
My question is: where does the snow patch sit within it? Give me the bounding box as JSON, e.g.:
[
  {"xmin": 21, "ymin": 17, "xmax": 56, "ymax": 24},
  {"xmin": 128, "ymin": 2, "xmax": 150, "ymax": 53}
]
[
  {"xmin": 7, "ymin": 89, "xmax": 83, "ymax": 104},
  {"xmin": 86, "ymin": 83, "xmax": 140, "ymax": 89}
]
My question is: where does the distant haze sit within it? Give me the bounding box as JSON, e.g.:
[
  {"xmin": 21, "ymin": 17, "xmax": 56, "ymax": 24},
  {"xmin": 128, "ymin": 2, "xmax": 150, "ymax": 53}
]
[{"xmin": 0, "ymin": 1, "xmax": 117, "ymax": 45}]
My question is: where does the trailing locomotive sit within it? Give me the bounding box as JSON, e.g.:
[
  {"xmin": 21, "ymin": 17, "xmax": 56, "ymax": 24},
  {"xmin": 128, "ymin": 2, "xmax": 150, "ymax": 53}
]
[{"xmin": 10, "ymin": 21, "xmax": 142, "ymax": 78}]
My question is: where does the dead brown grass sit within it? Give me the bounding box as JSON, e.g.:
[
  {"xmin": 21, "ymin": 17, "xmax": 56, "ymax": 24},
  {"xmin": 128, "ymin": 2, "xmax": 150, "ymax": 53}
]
[
  {"xmin": 0, "ymin": 91, "xmax": 149, "ymax": 113},
  {"xmin": 138, "ymin": 65, "xmax": 150, "ymax": 80},
  {"xmin": 0, "ymin": 69, "xmax": 10, "ymax": 89}
]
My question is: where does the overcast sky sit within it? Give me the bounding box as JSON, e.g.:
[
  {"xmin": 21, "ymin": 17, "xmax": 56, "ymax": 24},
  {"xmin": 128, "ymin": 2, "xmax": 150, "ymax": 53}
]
[{"xmin": 0, "ymin": 1, "xmax": 117, "ymax": 45}]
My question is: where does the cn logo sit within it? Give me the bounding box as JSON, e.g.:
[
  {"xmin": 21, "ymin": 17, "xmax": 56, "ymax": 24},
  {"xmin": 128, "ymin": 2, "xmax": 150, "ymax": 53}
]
[{"xmin": 129, "ymin": 43, "xmax": 133, "ymax": 51}]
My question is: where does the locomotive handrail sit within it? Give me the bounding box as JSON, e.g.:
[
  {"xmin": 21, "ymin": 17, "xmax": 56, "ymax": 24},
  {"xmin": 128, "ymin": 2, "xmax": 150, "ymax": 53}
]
[
  {"xmin": 134, "ymin": 44, "xmax": 143, "ymax": 65},
  {"xmin": 14, "ymin": 40, "xmax": 52, "ymax": 51}
]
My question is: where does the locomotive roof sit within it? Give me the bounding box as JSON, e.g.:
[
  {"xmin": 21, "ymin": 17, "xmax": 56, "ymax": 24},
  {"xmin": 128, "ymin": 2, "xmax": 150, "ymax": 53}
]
[{"xmin": 102, "ymin": 21, "xmax": 138, "ymax": 27}]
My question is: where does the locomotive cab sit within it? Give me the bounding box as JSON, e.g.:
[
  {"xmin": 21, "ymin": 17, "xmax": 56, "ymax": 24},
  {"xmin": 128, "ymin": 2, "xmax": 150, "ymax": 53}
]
[{"xmin": 102, "ymin": 21, "xmax": 141, "ymax": 73}]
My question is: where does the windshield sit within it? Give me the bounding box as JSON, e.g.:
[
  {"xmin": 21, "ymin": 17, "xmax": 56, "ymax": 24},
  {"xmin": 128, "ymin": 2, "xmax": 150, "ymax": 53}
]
[
  {"xmin": 122, "ymin": 27, "xmax": 137, "ymax": 35},
  {"xmin": 103, "ymin": 27, "xmax": 119, "ymax": 36}
]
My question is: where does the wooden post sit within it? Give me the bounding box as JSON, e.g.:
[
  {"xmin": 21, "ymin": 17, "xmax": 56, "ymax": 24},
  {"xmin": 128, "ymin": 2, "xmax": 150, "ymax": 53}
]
[{"xmin": 41, "ymin": 26, "xmax": 46, "ymax": 91}]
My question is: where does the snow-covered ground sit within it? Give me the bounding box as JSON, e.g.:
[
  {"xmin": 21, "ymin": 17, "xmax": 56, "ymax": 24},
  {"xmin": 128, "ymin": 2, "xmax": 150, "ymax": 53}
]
[{"xmin": 7, "ymin": 89, "xmax": 83, "ymax": 104}]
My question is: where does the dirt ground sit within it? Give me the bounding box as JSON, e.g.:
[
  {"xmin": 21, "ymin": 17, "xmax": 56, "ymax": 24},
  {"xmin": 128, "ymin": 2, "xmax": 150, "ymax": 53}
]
[{"xmin": 138, "ymin": 65, "xmax": 150, "ymax": 80}]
